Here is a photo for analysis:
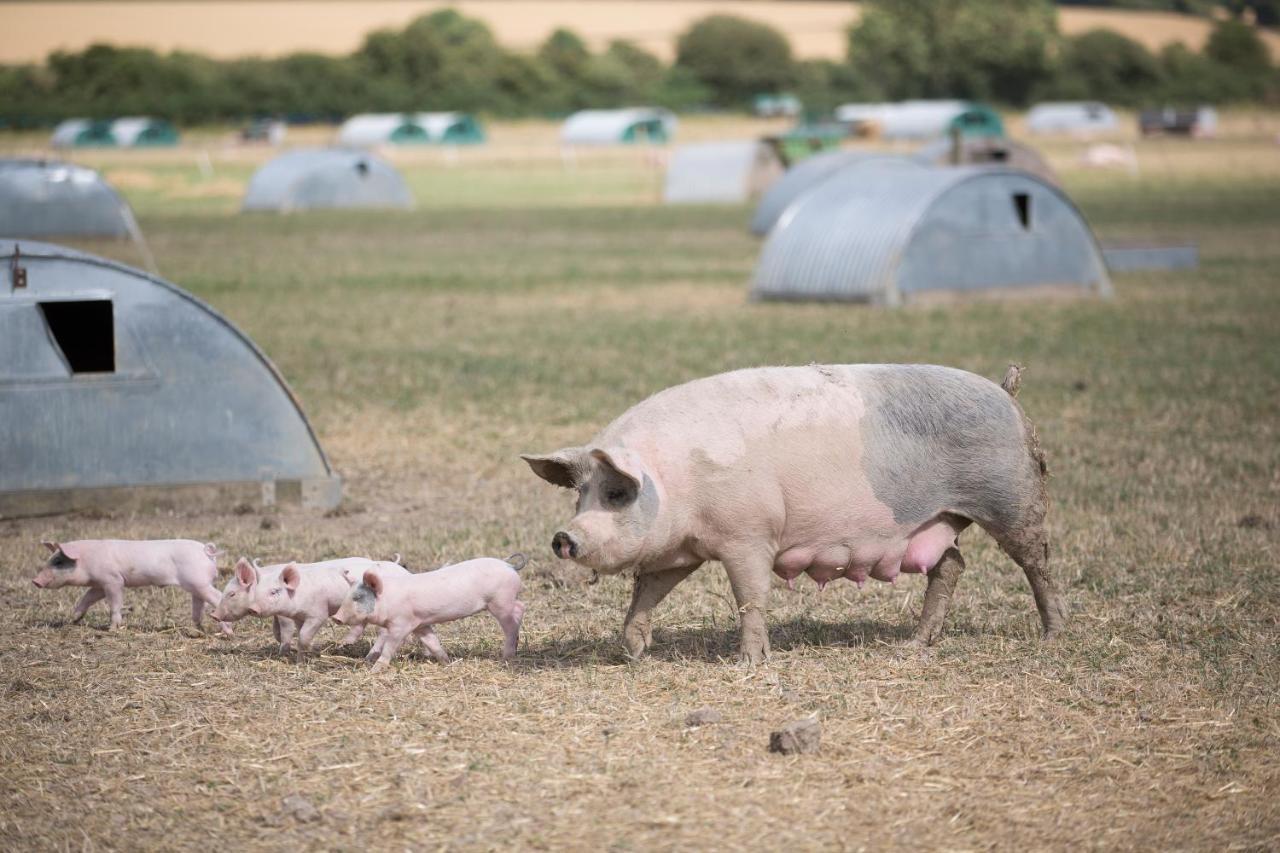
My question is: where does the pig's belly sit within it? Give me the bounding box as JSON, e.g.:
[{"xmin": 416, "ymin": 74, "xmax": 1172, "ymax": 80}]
[{"xmin": 772, "ymin": 516, "xmax": 964, "ymax": 589}]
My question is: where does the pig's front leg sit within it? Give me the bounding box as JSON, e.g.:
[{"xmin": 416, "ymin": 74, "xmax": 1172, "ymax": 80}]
[
  {"xmin": 276, "ymin": 618, "xmax": 297, "ymax": 655},
  {"xmin": 622, "ymin": 565, "xmax": 699, "ymax": 660},
  {"xmin": 364, "ymin": 628, "xmax": 388, "ymax": 664},
  {"xmin": 294, "ymin": 617, "xmax": 327, "ymax": 662},
  {"xmin": 103, "ymin": 583, "xmax": 126, "ymax": 630},
  {"xmin": 191, "ymin": 584, "xmax": 230, "ymax": 635},
  {"xmin": 71, "ymin": 587, "xmax": 106, "ymax": 623},
  {"xmin": 369, "ymin": 626, "xmax": 412, "ymax": 673},
  {"xmin": 415, "ymin": 625, "xmax": 451, "ymax": 664},
  {"xmin": 720, "ymin": 548, "xmax": 773, "ymax": 664},
  {"xmin": 339, "ymin": 623, "xmax": 366, "ymax": 645}
]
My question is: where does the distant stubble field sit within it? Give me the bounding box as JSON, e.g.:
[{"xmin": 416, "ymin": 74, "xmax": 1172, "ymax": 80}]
[{"xmin": 0, "ymin": 117, "xmax": 1278, "ymax": 849}]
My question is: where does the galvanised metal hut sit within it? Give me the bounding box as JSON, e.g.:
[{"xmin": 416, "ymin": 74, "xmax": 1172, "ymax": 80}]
[
  {"xmin": 337, "ymin": 113, "xmax": 432, "ymax": 147},
  {"xmin": 51, "ymin": 117, "xmax": 179, "ymax": 148},
  {"xmin": 50, "ymin": 119, "xmax": 117, "ymax": 148},
  {"xmin": 835, "ymin": 101, "xmax": 1004, "ymax": 140},
  {"xmin": 663, "ymin": 141, "xmax": 783, "ymax": 204},
  {"xmin": 0, "ymin": 159, "xmax": 143, "ymax": 240},
  {"xmin": 0, "ymin": 240, "xmax": 341, "ymax": 516},
  {"xmin": 749, "ymin": 150, "xmax": 919, "ymax": 235},
  {"xmin": 560, "ymin": 108, "xmax": 677, "ymax": 145},
  {"xmin": 241, "ymin": 148, "xmax": 414, "ymax": 212},
  {"xmin": 418, "ymin": 112, "xmax": 485, "ymax": 144},
  {"xmin": 752, "ymin": 166, "xmax": 1111, "ymax": 305},
  {"xmin": 1026, "ymin": 102, "xmax": 1118, "ymax": 136}
]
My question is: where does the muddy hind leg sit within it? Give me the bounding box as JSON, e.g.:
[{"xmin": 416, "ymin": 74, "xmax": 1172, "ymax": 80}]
[
  {"xmin": 998, "ymin": 523, "xmax": 1066, "ymax": 640},
  {"xmin": 909, "ymin": 548, "xmax": 966, "ymax": 647}
]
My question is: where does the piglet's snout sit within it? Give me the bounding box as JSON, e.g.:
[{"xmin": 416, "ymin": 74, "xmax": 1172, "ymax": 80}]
[{"xmin": 552, "ymin": 531, "xmax": 578, "ymax": 560}]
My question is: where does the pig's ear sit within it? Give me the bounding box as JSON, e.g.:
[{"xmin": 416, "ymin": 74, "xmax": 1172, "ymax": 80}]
[
  {"xmin": 363, "ymin": 570, "xmax": 383, "ymax": 597},
  {"xmin": 57, "ymin": 542, "xmax": 81, "ymax": 560},
  {"xmin": 234, "ymin": 557, "xmax": 257, "ymax": 587},
  {"xmin": 590, "ymin": 447, "xmax": 644, "ymax": 491},
  {"xmin": 282, "ymin": 563, "xmax": 301, "ymax": 592},
  {"xmin": 42, "ymin": 541, "xmax": 59, "ymax": 554},
  {"xmin": 520, "ymin": 447, "xmax": 589, "ymax": 489}
]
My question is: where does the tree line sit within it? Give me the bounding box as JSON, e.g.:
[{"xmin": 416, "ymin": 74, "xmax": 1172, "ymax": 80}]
[{"xmin": 0, "ymin": 1, "xmax": 1275, "ymax": 127}]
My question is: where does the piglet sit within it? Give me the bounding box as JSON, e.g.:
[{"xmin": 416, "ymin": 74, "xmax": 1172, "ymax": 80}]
[
  {"xmin": 234, "ymin": 557, "xmax": 408, "ymax": 659},
  {"xmin": 333, "ymin": 554, "xmax": 526, "ymax": 672},
  {"xmin": 32, "ymin": 539, "xmax": 230, "ymax": 634}
]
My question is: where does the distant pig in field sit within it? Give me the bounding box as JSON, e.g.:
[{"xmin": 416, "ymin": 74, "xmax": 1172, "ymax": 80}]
[
  {"xmin": 333, "ymin": 555, "xmax": 527, "ymax": 672},
  {"xmin": 522, "ymin": 364, "xmax": 1065, "ymax": 664},
  {"xmin": 221, "ymin": 557, "xmax": 409, "ymax": 659},
  {"xmin": 32, "ymin": 539, "xmax": 230, "ymax": 634}
]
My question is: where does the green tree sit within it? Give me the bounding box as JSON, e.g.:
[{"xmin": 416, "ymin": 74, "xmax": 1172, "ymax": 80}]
[
  {"xmin": 1047, "ymin": 29, "xmax": 1163, "ymax": 105},
  {"xmin": 675, "ymin": 15, "xmax": 795, "ymax": 106},
  {"xmin": 847, "ymin": 0, "xmax": 1057, "ymax": 106}
]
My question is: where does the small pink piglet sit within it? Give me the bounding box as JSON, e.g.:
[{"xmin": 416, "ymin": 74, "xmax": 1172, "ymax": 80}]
[
  {"xmin": 333, "ymin": 554, "xmax": 527, "ymax": 672},
  {"xmin": 32, "ymin": 539, "xmax": 230, "ymax": 634}
]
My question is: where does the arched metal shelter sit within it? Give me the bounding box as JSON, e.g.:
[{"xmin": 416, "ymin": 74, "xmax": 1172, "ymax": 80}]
[
  {"xmin": 51, "ymin": 117, "xmax": 179, "ymax": 148},
  {"xmin": 835, "ymin": 101, "xmax": 1004, "ymax": 140},
  {"xmin": 663, "ymin": 141, "xmax": 783, "ymax": 204},
  {"xmin": 1026, "ymin": 102, "xmax": 1118, "ymax": 136},
  {"xmin": 242, "ymin": 148, "xmax": 414, "ymax": 212},
  {"xmin": 560, "ymin": 108, "xmax": 676, "ymax": 145},
  {"xmin": 337, "ymin": 114, "xmax": 431, "ymax": 147},
  {"xmin": 337, "ymin": 112, "xmax": 486, "ymax": 147},
  {"xmin": 0, "ymin": 159, "xmax": 142, "ymax": 239},
  {"xmin": 753, "ymin": 167, "xmax": 1111, "ymax": 305},
  {"xmin": 749, "ymin": 150, "xmax": 918, "ymax": 235},
  {"xmin": 0, "ymin": 241, "xmax": 341, "ymax": 516}
]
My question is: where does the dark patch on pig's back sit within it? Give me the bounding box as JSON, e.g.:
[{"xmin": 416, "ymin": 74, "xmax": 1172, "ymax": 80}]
[{"xmin": 860, "ymin": 366, "xmax": 1034, "ymax": 529}]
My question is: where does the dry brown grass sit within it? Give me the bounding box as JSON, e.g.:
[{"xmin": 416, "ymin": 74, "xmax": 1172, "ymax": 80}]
[
  {"xmin": 3, "ymin": 0, "xmax": 1278, "ymax": 64},
  {"xmin": 1, "ymin": 118, "xmax": 1279, "ymax": 850}
]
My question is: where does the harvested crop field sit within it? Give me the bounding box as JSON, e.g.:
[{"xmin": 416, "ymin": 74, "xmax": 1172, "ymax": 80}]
[
  {"xmin": 4, "ymin": 0, "xmax": 1279, "ymax": 64},
  {"xmin": 0, "ymin": 116, "xmax": 1278, "ymax": 849}
]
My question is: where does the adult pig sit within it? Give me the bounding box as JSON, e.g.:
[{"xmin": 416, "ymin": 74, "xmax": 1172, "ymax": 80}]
[
  {"xmin": 522, "ymin": 364, "xmax": 1064, "ymax": 663},
  {"xmin": 33, "ymin": 539, "xmax": 230, "ymax": 634}
]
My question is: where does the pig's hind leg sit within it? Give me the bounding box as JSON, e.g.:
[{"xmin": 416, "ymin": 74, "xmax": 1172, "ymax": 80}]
[
  {"xmin": 71, "ymin": 587, "xmax": 106, "ymax": 624},
  {"xmin": 909, "ymin": 548, "xmax": 966, "ymax": 647},
  {"xmin": 489, "ymin": 599, "xmax": 525, "ymax": 661},
  {"xmin": 995, "ymin": 522, "xmax": 1066, "ymax": 641},
  {"xmin": 415, "ymin": 625, "xmax": 451, "ymax": 664}
]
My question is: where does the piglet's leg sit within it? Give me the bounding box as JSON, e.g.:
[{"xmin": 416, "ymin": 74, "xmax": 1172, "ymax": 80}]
[
  {"xmin": 490, "ymin": 601, "xmax": 525, "ymax": 661},
  {"xmin": 191, "ymin": 585, "xmax": 226, "ymax": 634},
  {"xmin": 416, "ymin": 625, "xmax": 451, "ymax": 664},
  {"xmin": 339, "ymin": 624, "xmax": 366, "ymax": 645},
  {"xmin": 276, "ymin": 618, "xmax": 297, "ymax": 655},
  {"xmin": 103, "ymin": 584, "xmax": 126, "ymax": 630},
  {"xmin": 295, "ymin": 617, "xmax": 326, "ymax": 662},
  {"xmin": 71, "ymin": 588, "xmax": 106, "ymax": 623},
  {"xmin": 369, "ymin": 627, "xmax": 411, "ymax": 673},
  {"xmin": 364, "ymin": 628, "xmax": 388, "ymax": 663}
]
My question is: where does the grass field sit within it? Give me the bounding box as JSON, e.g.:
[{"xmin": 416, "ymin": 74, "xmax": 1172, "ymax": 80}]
[
  {"xmin": 4, "ymin": 0, "xmax": 1279, "ymax": 64},
  {"xmin": 1, "ymin": 116, "xmax": 1278, "ymax": 849}
]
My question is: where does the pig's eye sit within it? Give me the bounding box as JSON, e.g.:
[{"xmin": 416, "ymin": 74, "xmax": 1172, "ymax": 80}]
[
  {"xmin": 271, "ymin": 588, "xmax": 281, "ymax": 596},
  {"xmin": 227, "ymin": 591, "xmax": 236, "ymax": 598}
]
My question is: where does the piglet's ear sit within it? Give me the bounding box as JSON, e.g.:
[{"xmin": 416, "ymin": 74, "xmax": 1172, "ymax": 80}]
[
  {"xmin": 42, "ymin": 541, "xmax": 59, "ymax": 554},
  {"xmin": 234, "ymin": 557, "xmax": 257, "ymax": 587},
  {"xmin": 363, "ymin": 570, "xmax": 383, "ymax": 597},
  {"xmin": 282, "ymin": 564, "xmax": 301, "ymax": 592},
  {"xmin": 58, "ymin": 542, "xmax": 81, "ymax": 560}
]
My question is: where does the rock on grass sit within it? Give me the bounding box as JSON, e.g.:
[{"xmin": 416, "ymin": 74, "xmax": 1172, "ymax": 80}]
[{"xmin": 769, "ymin": 716, "xmax": 821, "ymax": 755}]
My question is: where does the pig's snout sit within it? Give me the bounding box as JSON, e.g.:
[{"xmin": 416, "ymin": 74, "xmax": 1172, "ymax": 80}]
[
  {"xmin": 248, "ymin": 605, "xmax": 261, "ymax": 616},
  {"xmin": 552, "ymin": 531, "xmax": 579, "ymax": 560},
  {"xmin": 332, "ymin": 613, "xmax": 346, "ymax": 625},
  {"xmin": 31, "ymin": 577, "xmax": 47, "ymax": 589}
]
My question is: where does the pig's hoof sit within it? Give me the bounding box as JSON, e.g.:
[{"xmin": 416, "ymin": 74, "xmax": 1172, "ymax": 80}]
[{"xmin": 369, "ymin": 661, "xmax": 389, "ymax": 674}]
